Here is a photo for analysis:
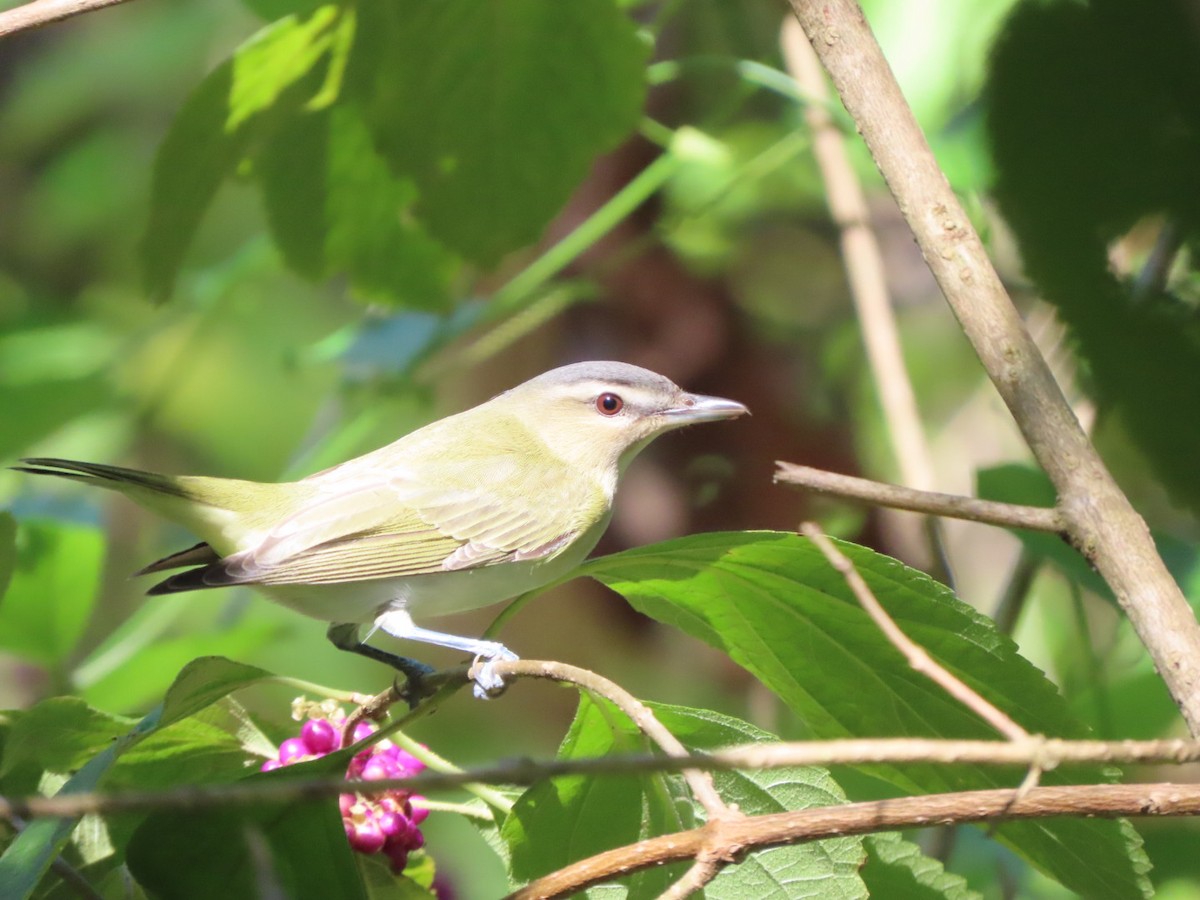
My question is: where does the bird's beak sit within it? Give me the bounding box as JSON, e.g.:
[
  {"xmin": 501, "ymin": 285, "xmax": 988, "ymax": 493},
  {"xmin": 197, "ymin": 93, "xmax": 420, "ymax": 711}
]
[{"xmin": 663, "ymin": 393, "xmax": 750, "ymax": 424}]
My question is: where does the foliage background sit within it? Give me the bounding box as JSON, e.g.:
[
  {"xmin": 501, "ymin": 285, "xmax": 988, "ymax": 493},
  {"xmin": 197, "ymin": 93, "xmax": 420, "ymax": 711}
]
[{"xmin": 1, "ymin": 0, "xmax": 1198, "ymax": 896}]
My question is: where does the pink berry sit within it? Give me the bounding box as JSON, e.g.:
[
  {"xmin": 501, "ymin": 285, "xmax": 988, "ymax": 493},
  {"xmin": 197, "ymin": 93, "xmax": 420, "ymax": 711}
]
[
  {"xmin": 377, "ymin": 809, "xmax": 406, "ymax": 838},
  {"xmin": 349, "ymin": 819, "xmax": 386, "ymax": 854},
  {"xmin": 361, "ymin": 755, "xmax": 399, "ymax": 781},
  {"xmin": 352, "ymin": 721, "xmax": 376, "ymax": 743},
  {"xmin": 409, "ymin": 798, "xmax": 429, "ymax": 824},
  {"xmin": 301, "ymin": 719, "xmax": 337, "ymax": 755},
  {"xmin": 338, "ymin": 794, "xmax": 355, "ymax": 816},
  {"xmin": 393, "ymin": 750, "xmax": 425, "ymax": 776},
  {"xmin": 260, "ymin": 759, "xmax": 283, "ymax": 773},
  {"xmin": 278, "ymin": 738, "xmax": 309, "ymax": 765},
  {"xmin": 384, "ymin": 843, "xmax": 409, "ymax": 873}
]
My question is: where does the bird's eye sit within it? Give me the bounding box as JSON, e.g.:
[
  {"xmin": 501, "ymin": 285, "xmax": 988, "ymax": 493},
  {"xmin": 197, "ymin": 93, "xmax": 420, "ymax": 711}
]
[{"xmin": 596, "ymin": 392, "xmax": 624, "ymax": 416}]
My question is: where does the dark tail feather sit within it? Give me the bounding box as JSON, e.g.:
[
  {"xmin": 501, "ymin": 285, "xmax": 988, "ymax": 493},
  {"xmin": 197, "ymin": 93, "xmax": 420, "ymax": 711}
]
[
  {"xmin": 135, "ymin": 542, "xmax": 219, "ymax": 576},
  {"xmin": 15, "ymin": 458, "xmax": 185, "ymax": 496},
  {"xmin": 148, "ymin": 566, "xmax": 223, "ymax": 596}
]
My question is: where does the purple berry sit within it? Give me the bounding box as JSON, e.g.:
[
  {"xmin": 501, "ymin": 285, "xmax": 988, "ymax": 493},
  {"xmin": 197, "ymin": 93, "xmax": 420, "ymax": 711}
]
[
  {"xmin": 348, "ymin": 819, "xmax": 386, "ymax": 854},
  {"xmin": 384, "ymin": 843, "xmax": 409, "ymax": 873},
  {"xmin": 377, "ymin": 809, "xmax": 406, "ymax": 838},
  {"xmin": 352, "ymin": 721, "xmax": 376, "ymax": 743},
  {"xmin": 409, "ymin": 798, "xmax": 429, "ymax": 824},
  {"xmin": 338, "ymin": 794, "xmax": 355, "ymax": 816},
  {"xmin": 301, "ymin": 718, "xmax": 337, "ymax": 755},
  {"xmin": 361, "ymin": 755, "xmax": 399, "ymax": 781},
  {"xmin": 278, "ymin": 738, "xmax": 309, "ymax": 765},
  {"xmin": 393, "ymin": 750, "xmax": 425, "ymax": 776},
  {"xmin": 260, "ymin": 759, "xmax": 283, "ymax": 773}
]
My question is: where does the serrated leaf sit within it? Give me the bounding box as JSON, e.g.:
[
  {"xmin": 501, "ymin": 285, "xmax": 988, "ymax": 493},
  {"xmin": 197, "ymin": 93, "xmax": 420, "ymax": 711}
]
[
  {"xmin": 0, "ymin": 520, "xmax": 103, "ymax": 667},
  {"xmin": 502, "ymin": 693, "xmax": 675, "ymax": 897},
  {"xmin": 861, "ymin": 832, "xmax": 981, "ymax": 900},
  {"xmin": 649, "ymin": 705, "xmax": 866, "ymax": 900},
  {"xmin": 351, "ymin": 0, "xmax": 647, "ymax": 264},
  {"xmin": 582, "ymin": 531, "xmax": 1152, "ymax": 899},
  {"xmin": 255, "ymin": 104, "xmax": 457, "ymax": 308}
]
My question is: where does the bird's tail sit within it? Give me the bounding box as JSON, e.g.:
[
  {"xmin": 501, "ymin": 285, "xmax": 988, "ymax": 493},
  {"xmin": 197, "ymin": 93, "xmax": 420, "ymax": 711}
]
[{"xmin": 15, "ymin": 457, "xmax": 287, "ymax": 552}]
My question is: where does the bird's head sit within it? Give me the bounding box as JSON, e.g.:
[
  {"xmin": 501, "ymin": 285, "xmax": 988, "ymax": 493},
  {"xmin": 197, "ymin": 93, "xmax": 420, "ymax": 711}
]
[{"xmin": 497, "ymin": 361, "xmax": 749, "ymax": 477}]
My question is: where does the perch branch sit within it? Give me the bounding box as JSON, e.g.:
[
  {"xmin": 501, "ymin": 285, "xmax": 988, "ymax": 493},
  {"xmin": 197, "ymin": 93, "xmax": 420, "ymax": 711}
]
[{"xmin": 785, "ymin": 0, "xmax": 1200, "ymax": 734}]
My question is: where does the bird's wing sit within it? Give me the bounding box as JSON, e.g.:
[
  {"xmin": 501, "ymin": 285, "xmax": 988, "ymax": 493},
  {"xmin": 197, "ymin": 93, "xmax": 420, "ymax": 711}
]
[{"xmin": 189, "ymin": 465, "xmax": 598, "ymax": 588}]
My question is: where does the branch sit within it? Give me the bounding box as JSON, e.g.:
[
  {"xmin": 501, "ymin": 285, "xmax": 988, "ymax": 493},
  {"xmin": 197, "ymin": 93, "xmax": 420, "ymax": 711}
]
[
  {"xmin": 781, "ymin": 18, "xmax": 952, "ymax": 582},
  {"xmin": 6, "ymin": 733, "xmax": 1200, "ymax": 820},
  {"xmin": 477, "ymin": 659, "xmax": 734, "ymax": 821},
  {"xmin": 802, "ymin": 523, "xmax": 1029, "ymax": 741},
  {"xmin": 786, "ymin": 0, "xmax": 1200, "ymax": 735},
  {"xmin": 0, "ymin": 0, "xmax": 133, "ymax": 38},
  {"xmin": 775, "ymin": 462, "xmax": 1063, "ymax": 532},
  {"xmin": 507, "ymin": 782, "xmax": 1200, "ymax": 900}
]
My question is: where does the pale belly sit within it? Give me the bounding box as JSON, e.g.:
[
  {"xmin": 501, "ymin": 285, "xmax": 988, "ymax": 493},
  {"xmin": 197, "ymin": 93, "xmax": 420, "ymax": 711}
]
[{"xmin": 258, "ymin": 527, "xmax": 600, "ymax": 625}]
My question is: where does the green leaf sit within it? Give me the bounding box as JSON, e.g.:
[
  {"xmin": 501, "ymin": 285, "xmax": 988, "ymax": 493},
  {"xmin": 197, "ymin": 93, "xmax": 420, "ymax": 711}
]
[
  {"xmin": 0, "ymin": 520, "xmax": 104, "ymax": 667},
  {"xmin": 255, "ymin": 104, "xmax": 457, "ymax": 308},
  {"xmin": 159, "ymin": 656, "xmax": 274, "ymax": 729},
  {"xmin": 0, "ymin": 657, "xmax": 278, "ymax": 898},
  {"xmin": 126, "ymin": 789, "xmax": 365, "ymax": 900},
  {"xmin": 502, "ymin": 693, "xmax": 676, "ymax": 896},
  {"xmin": 352, "ymin": 0, "xmax": 647, "ymax": 264},
  {"xmin": 861, "ymin": 832, "xmax": 981, "ymax": 900},
  {"xmin": 649, "ymin": 704, "xmax": 866, "ymax": 900},
  {"xmin": 140, "ymin": 9, "xmax": 347, "ymax": 299},
  {"xmin": 582, "ymin": 531, "xmax": 1152, "ymax": 899},
  {"xmin": 0, "ymin": 513, "xmax": 15, "ymax": 605}
]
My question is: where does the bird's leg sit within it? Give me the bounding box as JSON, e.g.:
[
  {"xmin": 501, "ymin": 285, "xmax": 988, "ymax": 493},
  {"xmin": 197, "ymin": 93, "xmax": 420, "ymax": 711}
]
[
  {"xmin": 326, "ymin": 622, "xmax": 436, "ymax": 707},
  {"xmin": 373, "ymin": 609, "xmax": 518, "ymax": 700}
]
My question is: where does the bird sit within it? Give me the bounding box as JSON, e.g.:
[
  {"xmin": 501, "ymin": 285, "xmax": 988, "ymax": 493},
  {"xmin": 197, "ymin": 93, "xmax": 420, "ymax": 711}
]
[{"xmin": 16, "ymin": 361, "xmax": 748, "ymax": 698}]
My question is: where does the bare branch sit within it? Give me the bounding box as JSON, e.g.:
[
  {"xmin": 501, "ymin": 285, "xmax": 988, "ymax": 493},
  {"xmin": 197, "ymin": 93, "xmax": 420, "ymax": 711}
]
[
  {"xmin": 775, "ymin": 462, "xmax": 1063, "ymax": 532},
  {"xmin": 0, "ymin": 0, "xmax": 133, "ymax": 39},
  {"xmin": 801, "ymin": 523, "xmax": 1029, "ymax": 740},
  {"xmin": 507, "ymin": 782, "xmax": 1200, "ymax": 899},
  {"xmin": 781, "ymin": 18, "xmax": 952, "ymax": 581},
  {"xmin": 783, "ymin": 0, "xmax": 1200, "ymax": 734},
  {"xmin": 6, "ymin": 732, "xmax": 1200, "ymax": 821}
]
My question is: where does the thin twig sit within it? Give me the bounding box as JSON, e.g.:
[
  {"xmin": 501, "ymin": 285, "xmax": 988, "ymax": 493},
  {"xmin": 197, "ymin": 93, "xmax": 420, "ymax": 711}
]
[
  {"xmin": 775, "ymin": 462, "xmax": 1063, "ymax": 532},
  {"xmin": 6, "ymin": 733, "xmax": 1200, "ymax": 821},
  {"xmin": 477, "ymin": 658, "xmax": 734, "ymax": 821},
  {"xmin": 781, "ymin": 18, "xmax": 952, "ymax": 585},
  {"xmin": 506, "ymin": 782, "xmax": 1200, "ymax": 900},
  {"xmin": 785, "ymin": 0, "xmax": 1200, "ymax": 735},
  {"xmin": 801, "ymin": 523, "xmax": 1029, "ymax": 741},
  {"xmin": 654, "ymin": 858, "xmax": 722, "ymax": 900},
  {"xmin": 0, "ymin": 0, "xmax": 132, "ymax": 38}
]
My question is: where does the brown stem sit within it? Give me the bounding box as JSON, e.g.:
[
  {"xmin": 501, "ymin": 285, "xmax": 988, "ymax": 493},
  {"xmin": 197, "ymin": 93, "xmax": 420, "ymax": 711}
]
[
  {"xmin": 0, "ymin": 0, "xmax": 133, "ymax": 38},
  {"xmin": 785, "ymin": 0, "xmax": 1200, "ymax": 734},
  {"xmin": 775, "ymin": 462, "xmax": 1063, "ymax": 532},
  {"xmin": 801, "ymin": 523, "xmax": 1029, "ymax": 741},
  {"xmin": 507, "ymin": 782, "xmax": 1200, "ymax": 900}
]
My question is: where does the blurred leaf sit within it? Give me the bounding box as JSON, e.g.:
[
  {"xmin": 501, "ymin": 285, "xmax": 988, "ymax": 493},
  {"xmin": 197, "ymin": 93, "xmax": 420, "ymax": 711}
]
[
  {"xmin": 650, "ymin": 704, "xmax": 866, "ymax": 899},
  {"xmin": 141, "ymin": 9, "xmax": 346, "ymax": 300},
  {"xmin": 0, "ymin": 376, "xmax": 112, "ymax": 461},
  {"xmin": 0, "ymin": 513, "xmax": 15, "ymax": 604},
  {"xmin": 127, "ymin": 791, "xmax": 365, "ymax": 900},
  {"xmin": 256, "ymin": 104, "xmax": 457, "ymax": 308},
  {"xmin": 861, "ymin": 831, "xmax": 981, "ymax": 900},
  {"xmin": 352, "ymin": 0, "xmax": 647, "ymax": 264},
  {"xmin": 977, "ymin": 464, "xmax": 1200, "ymax": 608},
  {"xmin": 0, "ymin": 520, "xmax": 103, "ymax": 668},
  {"xmin": 360, "ymin": 853, "xmax": 436, "ymax": 898},
  {"xmin": 582, "ymin": 531, "xmax": 1152, "ymax": 899}
]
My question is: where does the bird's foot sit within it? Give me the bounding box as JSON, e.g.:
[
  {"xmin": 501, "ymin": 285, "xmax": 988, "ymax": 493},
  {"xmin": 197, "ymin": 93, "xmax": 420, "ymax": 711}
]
[{"xmin": 468, "ymin": 642, "xmax": 519, "ymax": 700}]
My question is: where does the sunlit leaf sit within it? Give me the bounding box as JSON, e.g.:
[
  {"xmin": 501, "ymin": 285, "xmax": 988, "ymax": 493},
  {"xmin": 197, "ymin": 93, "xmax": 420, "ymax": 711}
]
[{"xmin": 583, "ymin": 531, "xmax": 1152, "ymax": 899}]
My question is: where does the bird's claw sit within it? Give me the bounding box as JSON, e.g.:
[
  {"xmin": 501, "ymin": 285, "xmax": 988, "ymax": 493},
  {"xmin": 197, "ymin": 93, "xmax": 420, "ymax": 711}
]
[{"xmin": 469, "ymin": 643, "xmax": 519, "ymax": 699}]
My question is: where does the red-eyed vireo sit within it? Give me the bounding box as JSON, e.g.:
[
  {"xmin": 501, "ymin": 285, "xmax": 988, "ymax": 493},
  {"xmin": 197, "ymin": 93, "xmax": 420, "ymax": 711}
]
[{"xmin": 17, "ymin": 361, "xmax": 747, "ymax": 698}]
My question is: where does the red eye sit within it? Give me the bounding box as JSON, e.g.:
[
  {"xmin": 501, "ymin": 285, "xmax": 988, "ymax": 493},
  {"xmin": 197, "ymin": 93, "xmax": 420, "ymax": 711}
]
[{"xmin": 596, "ymin": 393, "xmax": 623, "ymax": 415}]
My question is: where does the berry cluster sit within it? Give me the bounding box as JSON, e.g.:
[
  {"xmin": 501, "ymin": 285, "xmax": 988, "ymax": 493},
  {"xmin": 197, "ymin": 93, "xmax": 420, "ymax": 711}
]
[{"xmin": 261, "ymin": 711, "xmax": 429, "ymax": 873}]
